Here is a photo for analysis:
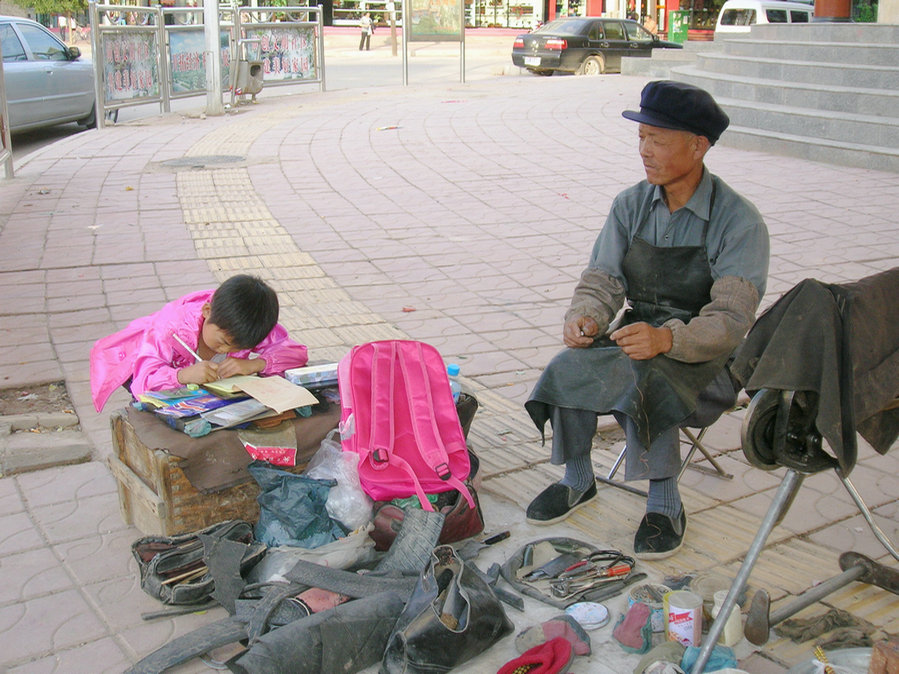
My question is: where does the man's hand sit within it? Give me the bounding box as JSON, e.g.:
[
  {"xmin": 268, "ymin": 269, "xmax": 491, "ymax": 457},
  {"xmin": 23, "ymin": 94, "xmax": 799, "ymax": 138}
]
[
  {"xmin": 563, "ymin": 316, "xmax": 600, "ymax": 348},
  {"xmin": 610, "ymin": 322, "xmax": 672, "ymax": 360},
  {"xmin": 215, "ymin": 356, "xmax": 266, "ymax": 379},
  {"xmin": 177, "ymin": 361, "xmax": 219, "ymax": 385}
]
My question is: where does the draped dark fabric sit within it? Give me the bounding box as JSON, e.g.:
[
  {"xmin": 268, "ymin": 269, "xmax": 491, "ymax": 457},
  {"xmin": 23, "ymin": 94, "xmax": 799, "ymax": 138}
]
[{"xmin": 731, "ymin": 268, "xmax": 899, "ymax": 473}]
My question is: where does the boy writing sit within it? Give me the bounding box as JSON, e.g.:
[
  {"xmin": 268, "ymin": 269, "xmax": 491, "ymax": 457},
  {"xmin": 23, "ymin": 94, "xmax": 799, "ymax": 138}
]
[{"xmin": 90, "ymin": 274, "xmax": 308, "ymax": 412}]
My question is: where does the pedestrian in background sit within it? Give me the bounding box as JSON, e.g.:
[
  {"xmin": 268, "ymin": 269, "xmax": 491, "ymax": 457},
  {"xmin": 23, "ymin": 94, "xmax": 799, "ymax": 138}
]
[{"xmin": 359, "ymin": 11, "xmax": 373, "ymax": 51}]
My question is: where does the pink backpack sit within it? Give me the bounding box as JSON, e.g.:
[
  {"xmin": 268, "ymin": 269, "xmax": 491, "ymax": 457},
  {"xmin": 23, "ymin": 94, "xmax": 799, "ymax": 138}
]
[{"xmin": 338, "ymin": 340, "xmax": 475, "ymax": 512}]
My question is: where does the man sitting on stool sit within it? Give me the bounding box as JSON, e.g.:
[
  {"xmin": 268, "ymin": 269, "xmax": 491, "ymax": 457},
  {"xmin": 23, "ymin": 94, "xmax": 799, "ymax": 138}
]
[{"xmin": 525, "ymin": 81, "xmax": 770, "ymax": 559}]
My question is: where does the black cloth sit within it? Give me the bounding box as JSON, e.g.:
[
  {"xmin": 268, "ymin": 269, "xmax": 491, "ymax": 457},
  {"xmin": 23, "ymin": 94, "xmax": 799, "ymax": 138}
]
[{"xmin": 731, "ymin": 268, "xmax": 899, "ymax": 473}]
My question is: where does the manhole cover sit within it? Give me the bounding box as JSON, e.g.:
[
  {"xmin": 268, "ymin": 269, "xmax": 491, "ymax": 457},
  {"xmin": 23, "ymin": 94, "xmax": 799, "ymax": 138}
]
[{"xmin": 162, "ymin": 155, "xmax": 245, "ymax": 168}]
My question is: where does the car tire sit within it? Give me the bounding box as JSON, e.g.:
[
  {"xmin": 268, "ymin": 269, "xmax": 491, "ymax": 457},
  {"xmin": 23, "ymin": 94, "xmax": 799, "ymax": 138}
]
[
  {"xmin": 526, "ymin": 68, "xmax": 554, "ymax": 76},
  {"xmin": 77, "ymin": 104, "xmax": 97, "ymax": 129},
  {"xmin": 578, "ymin": 54, "xmax": 605, "ymax": 76}
]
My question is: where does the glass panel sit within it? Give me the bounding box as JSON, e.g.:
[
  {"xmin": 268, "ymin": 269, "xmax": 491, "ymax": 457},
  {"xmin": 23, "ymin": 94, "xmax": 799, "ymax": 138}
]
[
  {"xmin": 18, "ymin": 23, "xmax": 68, "ymax": 61},
  {"xmin": 790, "ymin": 10, "xmax": 810, "ymax": 21},
  {"xmin": 626, "ymin": 22, "xmax": 653, "ymax": 41},
  {"xmin": 720, "ymin": 8, "xmax": 756, "ymax": 25},
  {"xmin": 603, "ymin": 20, "xmax": 625, "ymax": 39},
  {"xmin": 1, "ymin": 23, "xmax": 27, "ymax": 61},
  {"xmin": 765, "ymin": 9, "xmax": 788, "ymax": 22}
]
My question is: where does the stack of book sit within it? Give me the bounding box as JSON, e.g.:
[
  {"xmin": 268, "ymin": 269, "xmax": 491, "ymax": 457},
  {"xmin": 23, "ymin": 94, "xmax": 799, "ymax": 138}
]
[{"xmin": 141, "ymin": 375, "xmax": 319, "ymax": 435}]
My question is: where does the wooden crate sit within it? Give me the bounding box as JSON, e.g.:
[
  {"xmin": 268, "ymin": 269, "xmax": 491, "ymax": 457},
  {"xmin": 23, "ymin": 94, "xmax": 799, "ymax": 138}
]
[{"xmin": 108, "ymin": 406, "xmax": 339, "ymax": 536}]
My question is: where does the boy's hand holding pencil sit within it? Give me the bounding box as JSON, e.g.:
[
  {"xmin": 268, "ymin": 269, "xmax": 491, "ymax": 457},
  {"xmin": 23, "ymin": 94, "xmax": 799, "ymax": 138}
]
[
  {"xmin": 174, "ymin": 334, "xmax": 219, "ymax": 385},
  {"xmin": 215, "ymin": 356, "xmax": 265, "ymax": 379},
  {"xmin": 177, "ymin": 360, "xmax": 220, "ymax": 385},
  {"xmin": 173, "ymin": 333, "xmax": 265, "ymax": 384}
]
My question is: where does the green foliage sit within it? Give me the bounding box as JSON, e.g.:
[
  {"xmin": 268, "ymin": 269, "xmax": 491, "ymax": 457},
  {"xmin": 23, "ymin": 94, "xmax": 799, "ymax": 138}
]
[
  {"xmin": 853, "ymin": 0, "xmax": 877, "ymax": 22},
  {"xmin": 19, "ymin": 0, "xmax": 87, "ymax": 15}
]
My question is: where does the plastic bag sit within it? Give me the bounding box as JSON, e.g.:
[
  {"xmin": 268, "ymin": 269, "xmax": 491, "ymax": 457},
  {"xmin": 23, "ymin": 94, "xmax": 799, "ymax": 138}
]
[
  {"xmin": 305, "ymin": 430, "xmax": 373, "ymax": 530},
  {"xmin": 248, "ymin": 461, "xmax": 346, "ymax": 549}
]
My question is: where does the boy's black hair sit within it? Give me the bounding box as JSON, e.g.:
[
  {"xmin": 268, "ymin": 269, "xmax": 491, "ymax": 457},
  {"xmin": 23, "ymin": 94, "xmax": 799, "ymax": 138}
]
[{"xmin": 208, "ymin": 275, "xmax": 280, "ymax": 349}]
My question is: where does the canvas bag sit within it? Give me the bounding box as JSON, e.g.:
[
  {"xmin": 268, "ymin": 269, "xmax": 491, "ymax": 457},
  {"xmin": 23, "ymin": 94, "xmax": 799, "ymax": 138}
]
[{"xmin": 338, "ymin": 340, "xmax": 474, "ymax": 511}]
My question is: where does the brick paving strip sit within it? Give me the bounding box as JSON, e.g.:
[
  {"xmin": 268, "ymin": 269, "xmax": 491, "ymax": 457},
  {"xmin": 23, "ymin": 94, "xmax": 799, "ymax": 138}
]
[{"xmin": 0, "ymin": 74, "xmax": 895, "ymax": 672}]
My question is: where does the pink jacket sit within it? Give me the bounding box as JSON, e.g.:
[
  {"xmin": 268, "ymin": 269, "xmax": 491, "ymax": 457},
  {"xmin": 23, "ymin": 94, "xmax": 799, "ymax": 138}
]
[{"xmin": 89, "ymin": 289, "xmax": 308, "ymax": 412}]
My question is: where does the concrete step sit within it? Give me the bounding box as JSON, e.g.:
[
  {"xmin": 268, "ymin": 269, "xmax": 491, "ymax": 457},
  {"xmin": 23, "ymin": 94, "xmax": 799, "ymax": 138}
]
[
  {"xmin": 720, "ymin": 97, "xmax": 899, "ymax": 149},
  {"xmin": 0, "ymin": 427, "xmax": 92, "ymax": 475},
  {"xmin": 722, "ymin": 124, "xmax": 899, "ymax": 173},
  {"xmin": 717, "ymin": 36, "xmax": 899, "ymax": 67},
  {"xmin": 749, "ymin": 22, "xmax": 899, "ymax": 44},
  {"xmin": 672, "ymin": 63, "xmax": 899, "ymax": 118},
  {"xmin": 696, "ymin": 52, "xmax": 899, "ymax": 90}
]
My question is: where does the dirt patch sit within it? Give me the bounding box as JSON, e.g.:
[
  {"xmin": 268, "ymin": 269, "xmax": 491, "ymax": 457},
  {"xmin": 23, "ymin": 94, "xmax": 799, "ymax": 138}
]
[{"xmin": 0, "ymin": 382, "xmax": 75, "ymax": 416}]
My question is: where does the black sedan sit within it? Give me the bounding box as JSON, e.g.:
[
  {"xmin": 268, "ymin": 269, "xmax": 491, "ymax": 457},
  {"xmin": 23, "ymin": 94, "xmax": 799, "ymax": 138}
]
[{"xmin": 512, "ymin": 17, "xmax": 682, "ymax": 76}]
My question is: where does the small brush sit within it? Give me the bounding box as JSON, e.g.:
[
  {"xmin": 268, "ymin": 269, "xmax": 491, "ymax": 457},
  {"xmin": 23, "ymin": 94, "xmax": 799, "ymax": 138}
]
[{"xmin": 813, "ymin": 645, "xmax": 835, "ymax": 674}]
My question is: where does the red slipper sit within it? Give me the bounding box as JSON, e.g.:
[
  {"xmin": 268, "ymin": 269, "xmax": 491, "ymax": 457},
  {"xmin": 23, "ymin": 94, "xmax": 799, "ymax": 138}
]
[{"xmin": 497, "ymin": 637, "xmax": 574, "ymax": 674}]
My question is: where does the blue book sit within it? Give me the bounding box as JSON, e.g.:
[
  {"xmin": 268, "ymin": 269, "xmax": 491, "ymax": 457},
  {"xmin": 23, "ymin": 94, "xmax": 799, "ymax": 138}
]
[{"xmin": 154, "ymin": 392, "xmax": 247, "ymax": 419}]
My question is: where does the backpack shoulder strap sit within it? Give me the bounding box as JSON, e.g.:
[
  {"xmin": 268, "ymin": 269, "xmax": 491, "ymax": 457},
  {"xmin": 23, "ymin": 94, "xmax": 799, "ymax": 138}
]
[
  {"xmin": 370, "ymin": 341, "xmax": 435, "ymax": 511},
  {"xmin": 397, "ymin": 342, "xmax": 471, "ymax": 505}
]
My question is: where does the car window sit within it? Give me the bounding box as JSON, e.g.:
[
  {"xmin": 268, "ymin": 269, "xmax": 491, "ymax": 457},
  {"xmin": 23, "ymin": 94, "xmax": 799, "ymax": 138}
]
[
  {"xmin": 603, "ymin": 21, "xmax": 626, "ymax": 40},
  {"xmin": 1, "ymin": 23, "xmax": 27, "ymax": 61},
  {"xmin": 790, "ymin": 9, "xmax": 810, "ymax": 21},
  {"xmin": 538, "ymin": 19, "xmax": 590, "ymax": 34},
  {"xmin": 625, "ymin": 22, "xmax": 653, "ymax": 41},
  {"xmin": 765, "ymin": 8, "xmax": 789, "ymax": 22},
  {"xmin": 719, "ymin": 8, "xmax": 756, "ymax": 25},
  {"xmin": 17, "ymin": 23, "xmax": 68, "ymax": 61},
  {"xmin": 588, "ymin": 22, "xmax": 604, "ymax": 40}
]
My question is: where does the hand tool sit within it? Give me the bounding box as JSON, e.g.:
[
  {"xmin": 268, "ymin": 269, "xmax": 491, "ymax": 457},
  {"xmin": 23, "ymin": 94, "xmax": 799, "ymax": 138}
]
[{"xmin": 577, "ymin": 572, "xmax": 648, "ymax": 604}]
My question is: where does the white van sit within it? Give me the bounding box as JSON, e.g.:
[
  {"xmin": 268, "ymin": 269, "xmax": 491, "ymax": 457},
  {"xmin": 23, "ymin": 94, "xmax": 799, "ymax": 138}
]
[{"xmin": 714, "ymin": 0, "xmax": 814, "ymax": 37}]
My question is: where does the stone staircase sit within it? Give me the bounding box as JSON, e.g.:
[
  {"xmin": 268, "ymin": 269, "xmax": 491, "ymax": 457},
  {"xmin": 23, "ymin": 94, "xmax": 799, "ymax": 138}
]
[{"xmin": 625, "ymin": 24, "xmax": 899, "ymax": 172}]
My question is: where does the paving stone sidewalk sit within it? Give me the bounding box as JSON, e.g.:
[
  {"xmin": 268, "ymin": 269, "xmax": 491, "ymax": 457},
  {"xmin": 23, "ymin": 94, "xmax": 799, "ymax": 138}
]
[{"xmin": 0, "ymin": 69, "xmax": 896, "ymax": 673}]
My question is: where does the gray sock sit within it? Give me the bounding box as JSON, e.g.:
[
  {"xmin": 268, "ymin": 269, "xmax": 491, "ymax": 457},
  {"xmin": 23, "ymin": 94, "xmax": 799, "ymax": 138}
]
[
  {"xmin": 560, "ymin": 455, "xmax": 594, "ymax": 493},
  {"xmin": 647, "ymin": 477, "xmax": 682, "ymax": 522}
]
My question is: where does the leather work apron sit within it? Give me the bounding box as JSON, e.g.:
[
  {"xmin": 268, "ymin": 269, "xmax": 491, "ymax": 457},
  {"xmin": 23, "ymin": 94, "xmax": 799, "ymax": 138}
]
[{"xmin": 526, "ymin": 182, "xmax": 730, "ymax": 449}]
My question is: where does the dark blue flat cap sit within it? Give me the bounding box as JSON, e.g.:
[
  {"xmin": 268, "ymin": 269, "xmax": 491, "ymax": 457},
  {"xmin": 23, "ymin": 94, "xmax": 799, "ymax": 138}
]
[{"xmin": 622, "ymin": 80, "xmax": 729, "ymax": 145}]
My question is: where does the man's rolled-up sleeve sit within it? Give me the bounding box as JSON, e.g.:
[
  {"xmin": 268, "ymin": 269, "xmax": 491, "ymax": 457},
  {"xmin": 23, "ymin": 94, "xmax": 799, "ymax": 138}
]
[
  {"xmin": 564, "ymin": 268, "xmax": 626, "ymax": 335},
  {"xmin": 663, "ymin": 275, "xmax": 759, "ymax": 363}
]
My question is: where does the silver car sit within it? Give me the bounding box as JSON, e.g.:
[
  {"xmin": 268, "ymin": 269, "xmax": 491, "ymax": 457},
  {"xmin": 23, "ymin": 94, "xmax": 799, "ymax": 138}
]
[{"xmin": 1, "ymin": 15, "xmax": 96, "ymax": 132}]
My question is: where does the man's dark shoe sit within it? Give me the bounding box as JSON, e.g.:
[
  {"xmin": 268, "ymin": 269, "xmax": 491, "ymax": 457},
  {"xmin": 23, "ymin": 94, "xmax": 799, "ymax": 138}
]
[
  {"xmin": 526, "ymin": 482, "xmax": 598, "ymax": 525},
  {"xmin": 634, "ymin": 509, "xmax": 686, "ymax": 560}
]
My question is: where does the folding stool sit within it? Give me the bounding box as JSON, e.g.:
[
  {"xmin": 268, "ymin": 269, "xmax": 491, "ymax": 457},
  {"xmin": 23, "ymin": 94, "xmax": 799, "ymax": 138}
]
[{"xmin": 596, "ymin": 422, "xmax": 734, "ymax": 497}]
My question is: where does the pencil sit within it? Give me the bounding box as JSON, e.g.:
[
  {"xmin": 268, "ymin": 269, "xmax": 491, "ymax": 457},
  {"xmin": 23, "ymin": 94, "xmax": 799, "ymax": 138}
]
[{"xmin": 173, "ymin": 334, "xmax": 202, "ymax": 362}]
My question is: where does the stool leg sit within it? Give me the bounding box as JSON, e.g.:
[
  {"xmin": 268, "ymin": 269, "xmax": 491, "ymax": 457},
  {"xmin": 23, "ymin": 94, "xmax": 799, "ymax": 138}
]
[
  {"xmin": 690, "ymin": 468, "xmax": 804, "ymax": 674},
  {"xmin": 838, "ymin": 469, "xmax": 899, "ymax": 562},
  {"xmin": 596, "ymin": 444, "xmax": 648, "ymax": 497},
  {"xmin": 679, "ymin": 428, "xmax": 734, "ymax": 480}
]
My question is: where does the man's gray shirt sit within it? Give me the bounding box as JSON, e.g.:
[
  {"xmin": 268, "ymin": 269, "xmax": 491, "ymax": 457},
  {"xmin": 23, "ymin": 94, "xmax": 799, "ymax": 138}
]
[
  {"xmin": 591, "ymin": 169, "xmax": 768, "ymax": 298},
  {"xmin": 568, "ymin": 168, "xmax": 770, "ymax": 362}
]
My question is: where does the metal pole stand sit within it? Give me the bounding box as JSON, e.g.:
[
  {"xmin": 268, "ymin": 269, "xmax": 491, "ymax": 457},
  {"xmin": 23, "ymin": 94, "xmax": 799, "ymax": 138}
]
[{"xmin": 691, "ymin": 469, "xmax": 803, "ymax": 673}]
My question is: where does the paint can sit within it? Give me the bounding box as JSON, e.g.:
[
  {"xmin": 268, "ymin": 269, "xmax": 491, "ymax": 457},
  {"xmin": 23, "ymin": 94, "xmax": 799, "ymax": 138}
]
[{"xmin": 664, "ymin": 590, "xmax": 703, "ymax": 647}]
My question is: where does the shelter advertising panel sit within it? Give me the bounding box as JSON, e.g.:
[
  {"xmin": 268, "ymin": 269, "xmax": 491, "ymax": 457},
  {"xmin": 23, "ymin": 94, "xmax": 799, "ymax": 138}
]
[
  {"xmin": 101, "ymin": 30, "xmax": 160, "ymax": 102},
  {"xmin": 169, "ymin": 28, "xmax": 231, "ymax": 94},
  {"xmin": 242, "ymin": 26, "xmax": 316, "ymax": 81},
  {"xmin": 407, "ymin": 0, "xmax": 463, "ymax": 41}
]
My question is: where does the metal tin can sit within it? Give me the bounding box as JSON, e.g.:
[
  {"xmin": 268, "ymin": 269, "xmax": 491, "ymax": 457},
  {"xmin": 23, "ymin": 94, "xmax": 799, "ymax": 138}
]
[{"xmin": 664, "ymin": 589, "xmax": 703, "ymax": 646}]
